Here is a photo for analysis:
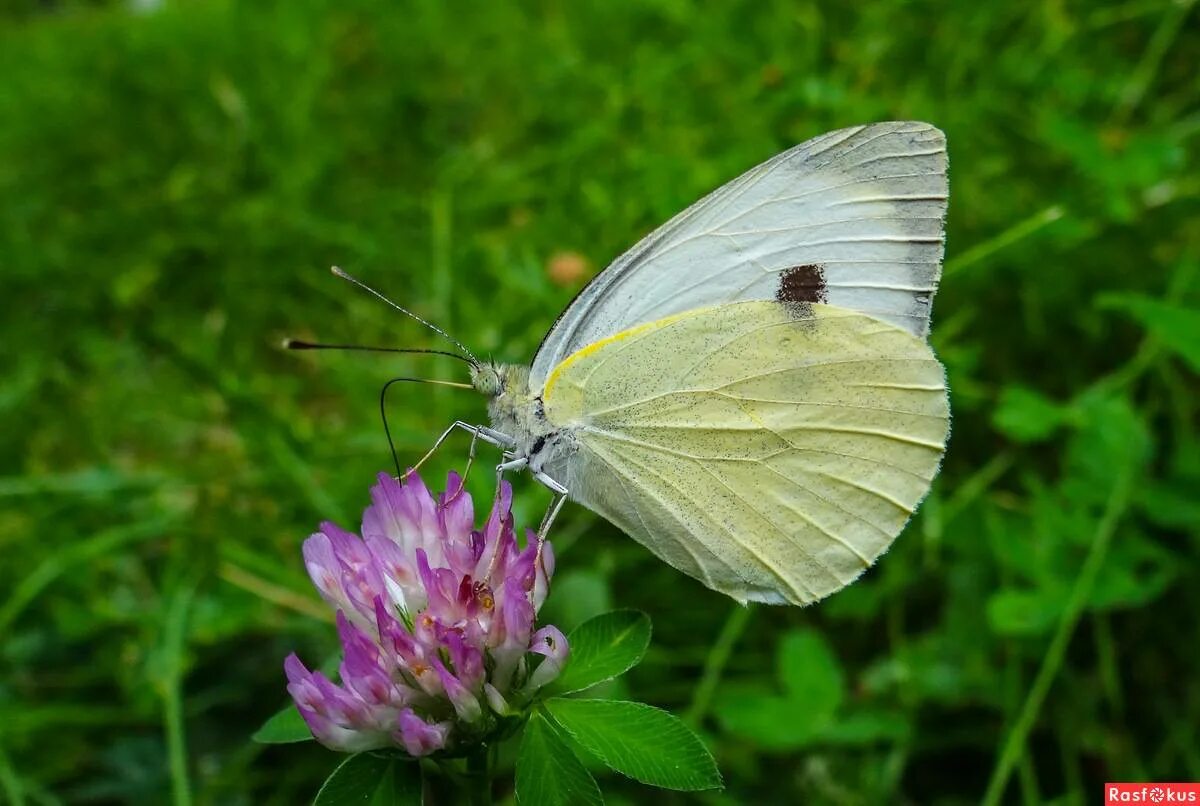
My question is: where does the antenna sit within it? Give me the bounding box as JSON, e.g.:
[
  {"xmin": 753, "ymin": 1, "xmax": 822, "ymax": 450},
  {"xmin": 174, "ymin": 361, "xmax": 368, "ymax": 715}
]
[
  {"xmin": 331, "ymin": 266, "xmax": 479, "ymax": 366},
  {"xmin": 377, "ymin": 376, "xmax": 473, "ymax": 478},
  {"xmin": 282, "ymin": 338, "xmax": 474, "ymax": 366}
]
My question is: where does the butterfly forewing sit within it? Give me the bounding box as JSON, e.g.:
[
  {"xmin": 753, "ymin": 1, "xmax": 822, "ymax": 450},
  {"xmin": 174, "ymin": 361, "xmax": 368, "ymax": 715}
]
[{"xmin": 530, "ymin": 121, "xmax": 948, "ymax": 389}]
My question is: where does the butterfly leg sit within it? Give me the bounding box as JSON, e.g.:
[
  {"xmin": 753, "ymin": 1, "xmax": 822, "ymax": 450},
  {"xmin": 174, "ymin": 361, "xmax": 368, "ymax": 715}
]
[
  {"xmin": 490, "ymin": 460, "xmax": 567, "ymax": 536},
  {"xmin": 494, "ymin": 455, "xmax": 528, "ymax": 488},
  {"xmin": 447, "ymin": 425, "xmax": 518, "ymax": 502},
  {"xmin": 478, "ymin": 455, "xmax": 531, "ymax": 583},
  {"xmin": 443, "ymin": 427, "xmax": 483, "ymax": 503},
  {"xmin": 530, "ymin": 471, "xmax": 568, "ymax": 575},
  {"xmin": 483, "ymin": 460, "xmax": 567, "ymax": 587},
  {"xmin": 405, "ymin": 421, "xmax": 516, "ymax": 481}
]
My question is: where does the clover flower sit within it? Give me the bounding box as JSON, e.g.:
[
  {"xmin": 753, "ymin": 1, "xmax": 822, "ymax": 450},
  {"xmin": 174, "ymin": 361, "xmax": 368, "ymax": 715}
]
[{"xmin": 284, "ymin": 471, "xmax": 568, "ymax": 757}]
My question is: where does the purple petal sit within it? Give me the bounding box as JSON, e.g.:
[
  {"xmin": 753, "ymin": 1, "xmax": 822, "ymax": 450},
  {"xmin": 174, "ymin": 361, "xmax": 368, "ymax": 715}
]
[
  {"xmin": 340, "ymin": 565, "xmax": 389, "ymax": 629},
  {"xmin": 375, "ymin": 597, "xmax": 417, "ymax": 661},
  {"xmin": 284, "ymin": 653, "xmax": 321, "ymax": 705},
  {"xmin": 529, "ymin": 624, "xmax": 569, "ymax": 662},
  {"xmin": 336, "ymin": 612, "xmax": 398, "ymax": 707},
  {"xmin": 473, "ymin": 481, "xmax": 513, "ymax": 578},
  {"xmin": 285, "ymin": 652, "xmax": 379, "ymax": 753},
  {"xmin": 527, "ymin": 625, "xmax": 570, "ymax": 690},
  {"xmin": 395, "ymin": 709, "xmax": 451, "ymax": 757},
  {"xmin": 296, "ymin": 704, "xmax": 391, "ymax": 752},
  {"xmin": 416, "ymin": 549, "xmax": 468, "ymax": 623},
  {"xmin": 433, "ymin": 658, "xmax": 482, "ymax": 722},
  {"xmin": 374, "ymin": 600, "xmax": 442, "ymax": 701},
  {"xmin": 364, "ymin": 472, "xmax": 444, "ymax": 563},
  {"xmin": 366, "ymin": 534, "xmax": 425, "ymax": 613},
  {"xmin": 441, "ymin": 538, "xmax": 478, "ymax": 581},
  {"xmin": 307, "ymin": 523, "xmax": 385, "ymax": 628},
  {"xmin": 399, "ymin": 611, "xmax": 445, "ymax": 697},
  {"xmin": 438, "ymin": 472, "xmax": 475, "ymax": 543},
  {"xmin": 501, "ymin": 580, "xmax": 535, "ymax": 646},
  {"xmin": 362, "ymin": 473, "xmax": 412, "ymax": 543},
  {"xmin": 285, "ymin": 655, "xmax": 369, "ymax": 724},
  {"xmin": 313, "ymin": 674, "xmax": 371, "ymax": 724},
  {"xmin": 510, "ymin": 537, "xmax": 537, "ymax": 592},
  {"xmin": 321, "ymin": 521, "xmax": 372, "ymax": 572},
  {"xmin": 488, "ymin": 579, "xmax": 535, "ymax": 691},
  {"xmin": 284, "ymin": 653, "xmax": 392, "ymax": 751},
  {"xmin": 533, "ymin": 538, "xmax": 554, "ymax": 612},
  {"xmin": 443, "ymin": 628, "xmax": 485, "ymax": 690},
  {"xmin": 302, "ymin": 534, "xmax": 353, "ymax": 614},
  {"xmin": 415, "ymin": 550, "xmax": 449, "ymax": 613}
]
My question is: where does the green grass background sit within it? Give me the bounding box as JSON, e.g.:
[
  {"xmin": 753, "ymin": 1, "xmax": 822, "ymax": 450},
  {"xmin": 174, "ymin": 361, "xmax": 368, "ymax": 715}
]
[{"xmin": 2, "ymin": 0, "xmax": 1198, "ymax": 803}]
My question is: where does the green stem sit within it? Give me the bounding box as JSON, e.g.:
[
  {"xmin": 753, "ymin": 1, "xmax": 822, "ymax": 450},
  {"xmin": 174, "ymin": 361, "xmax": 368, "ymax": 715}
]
[
  {"xmin": 980, "ymin": 471, "xmax": 1133, "ymax": 806},
  {"xmin": 465, "ymin": 746, "xmax": 492, "ymax": 806},
  {"xmin": 0, "ymin": 744, "xmax": 25, "ymax": 806},
  {"xmin": 943, "ymin": 205, "xmax": 1063, "ymax": 278},
  {"xmin": 686, "ymin": 603, "xmax": 754, "ymax": 725},
  {"xmin": 163, "ymin": 580, "xmax": 197, "ymax": 806},
  {"xmin": 1111, "ymin": 0, "xmax": 1197, "ymax": 124}
]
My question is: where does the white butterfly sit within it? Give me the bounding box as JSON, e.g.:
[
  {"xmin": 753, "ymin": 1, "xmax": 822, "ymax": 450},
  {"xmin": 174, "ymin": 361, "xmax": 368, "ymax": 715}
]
[{"xmin": 339, "ymin": 121, "xmax": 950, "ymax": 606}]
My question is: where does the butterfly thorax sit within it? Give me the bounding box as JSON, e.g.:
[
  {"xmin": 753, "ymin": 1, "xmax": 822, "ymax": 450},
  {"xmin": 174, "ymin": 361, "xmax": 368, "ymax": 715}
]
[{"xmin": 471, "ymin": 362, "xmax": 574, "ymax": 478}]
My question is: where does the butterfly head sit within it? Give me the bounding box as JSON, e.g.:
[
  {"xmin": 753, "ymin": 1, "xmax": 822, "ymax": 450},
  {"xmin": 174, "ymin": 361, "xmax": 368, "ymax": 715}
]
[
  {"xmin": 472, "ymin": 362, "xmax": 540, "ymax": 444},
  {"xmin": 469, "ymin": 361, "xmax": 530, "ymax": 399}
]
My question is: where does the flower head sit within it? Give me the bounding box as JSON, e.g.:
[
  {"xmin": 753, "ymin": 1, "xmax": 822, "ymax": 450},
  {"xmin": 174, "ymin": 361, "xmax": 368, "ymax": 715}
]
[{"xmin": 285, "ymin": 471, "xmax": 567, "ymax": 755}]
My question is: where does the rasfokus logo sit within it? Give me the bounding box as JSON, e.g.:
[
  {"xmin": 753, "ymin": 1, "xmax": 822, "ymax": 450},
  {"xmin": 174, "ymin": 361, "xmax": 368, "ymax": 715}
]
[{"xmin": 1106, "ymin": 783, "xmax": 1200, "ymax": 804}]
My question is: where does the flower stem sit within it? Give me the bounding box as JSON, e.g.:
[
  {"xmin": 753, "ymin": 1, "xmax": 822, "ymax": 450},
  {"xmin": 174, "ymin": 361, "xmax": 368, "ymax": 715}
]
[{"xmin": 464, "ymin": 747, "xmax": 492, "ymax": 806}]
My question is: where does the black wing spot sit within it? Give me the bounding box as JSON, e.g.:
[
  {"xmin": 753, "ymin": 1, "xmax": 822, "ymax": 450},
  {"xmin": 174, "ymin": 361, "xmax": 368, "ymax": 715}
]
[{"xmin": 776, "ymin": 264, "xmax": 827, "ymax": 304}]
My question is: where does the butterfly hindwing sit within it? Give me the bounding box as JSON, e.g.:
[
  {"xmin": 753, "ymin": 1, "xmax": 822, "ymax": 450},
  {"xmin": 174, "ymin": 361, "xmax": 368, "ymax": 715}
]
[{"xmin": 541, "ymin": 300, "xmax": 949, "ymax": 605}]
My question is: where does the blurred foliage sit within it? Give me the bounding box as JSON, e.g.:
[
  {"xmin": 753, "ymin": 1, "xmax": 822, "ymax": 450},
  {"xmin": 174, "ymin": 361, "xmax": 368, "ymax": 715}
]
[{"xmin": 1, "ymin": 0, "xmax": 1198, "ymax": 803}]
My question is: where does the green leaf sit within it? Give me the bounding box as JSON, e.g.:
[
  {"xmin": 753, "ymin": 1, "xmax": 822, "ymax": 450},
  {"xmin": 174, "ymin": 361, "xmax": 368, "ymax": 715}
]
[
  {"xmin": 992, "ymin": 385, "xmax": 1069, "ymax": 443},
  {"xmin": 517, "ymin": 711, "xmax": 603, "ymax": 806},
  {"xmin": 314, "ymin": 753, "xmax": 421, "ymax": 806},
  {"xmin": 549, "ymin": 610, "xmax": 651, "ymax": 696},
  {"xmin": 1089, "ymin": 532, "xmax": 1177, "ymax": 610},
  {"xmin": 1139, "ymin": 480, "xmax": 1200, "ymax": 531},
  {"xmin": 987, "ymin": 588, "xmax": 1066, "ymax": 636},
  {"xmin": 777, "ymin": 629, "xmax": 844, "ymax": 713},
  {"xmin": 819, "ymin": 710, "xmax": 912, "ymax": 745},
  {"xmin": 1099, "ymin": 294, "xmax": 1200, "ymax": 372},
  {"xmin": 713, "ymin": 688, "xmax": 821, "ymax": 750},
  {"xmin": 1062, "ymin": 393, "xmax": 1151, "ymax": 505},
  {"xmin": 251, "ymin": 705, "xmax": 313, "ymax": 744},
  {"xmin": 544, "ymin": 698, "xmax": 720, "ymax": 791},
  {"xmin": 714, "ymin": 630, "xmax": 846, "ymax": 749}
]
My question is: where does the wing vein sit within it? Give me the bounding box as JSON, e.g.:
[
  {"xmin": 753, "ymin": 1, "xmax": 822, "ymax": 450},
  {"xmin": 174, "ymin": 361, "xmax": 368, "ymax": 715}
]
[
  {"xmin": 582, "ymin": 425, "xmax": 937, "ymax": 483},
  {"xmin": 599, "ymin": 437, "xmax": 821, "ymax": 600},
  {"xmin": 581, "ymin": 440, "xmax": 719, "ymax": 588}
]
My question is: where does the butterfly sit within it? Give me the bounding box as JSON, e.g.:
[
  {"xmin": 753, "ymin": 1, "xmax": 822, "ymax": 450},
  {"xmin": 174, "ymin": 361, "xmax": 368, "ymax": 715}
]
[{"xmin": 320, "ymin": 121, "xmax": 950, "ymax": 606}]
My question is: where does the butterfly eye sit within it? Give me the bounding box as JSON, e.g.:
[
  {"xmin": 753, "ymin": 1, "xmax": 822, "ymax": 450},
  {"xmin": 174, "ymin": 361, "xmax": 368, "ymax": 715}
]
[{"xmin": 469, "ymin": 364, "xmax": 504, "ymax": 397}]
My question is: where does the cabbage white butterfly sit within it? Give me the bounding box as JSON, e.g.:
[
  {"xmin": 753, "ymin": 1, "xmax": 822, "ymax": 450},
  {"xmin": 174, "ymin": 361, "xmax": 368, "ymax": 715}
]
[{"xmin": 325, "ymin": 121, "xmax": 950, "ymax": 606}]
